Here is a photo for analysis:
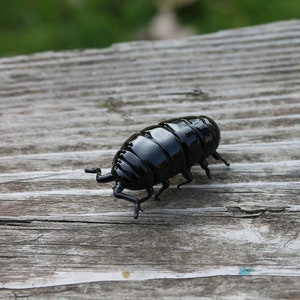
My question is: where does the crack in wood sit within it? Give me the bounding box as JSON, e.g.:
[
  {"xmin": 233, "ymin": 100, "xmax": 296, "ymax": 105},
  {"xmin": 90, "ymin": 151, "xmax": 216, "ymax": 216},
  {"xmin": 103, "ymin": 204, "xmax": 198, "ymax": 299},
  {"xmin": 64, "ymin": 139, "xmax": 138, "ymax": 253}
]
[{"xmin": 227, "ymin": 206, "xmax": 287, "ymax": 218}]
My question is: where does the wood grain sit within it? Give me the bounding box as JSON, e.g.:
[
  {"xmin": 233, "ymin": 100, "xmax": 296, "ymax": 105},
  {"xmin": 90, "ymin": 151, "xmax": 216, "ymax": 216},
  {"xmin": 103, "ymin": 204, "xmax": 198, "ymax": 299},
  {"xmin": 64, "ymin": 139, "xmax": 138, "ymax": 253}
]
[{"xmin": 0, "ymin": 20, "xmax": 299, "ymax": 298}]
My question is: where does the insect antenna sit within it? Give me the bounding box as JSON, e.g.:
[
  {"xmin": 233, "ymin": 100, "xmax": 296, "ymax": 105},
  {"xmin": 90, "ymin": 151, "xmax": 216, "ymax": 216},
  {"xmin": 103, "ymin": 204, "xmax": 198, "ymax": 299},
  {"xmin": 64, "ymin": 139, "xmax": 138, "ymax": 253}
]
[{"xmin": 85, "ymin": 167, "xmax": 114, "ymax": 183}]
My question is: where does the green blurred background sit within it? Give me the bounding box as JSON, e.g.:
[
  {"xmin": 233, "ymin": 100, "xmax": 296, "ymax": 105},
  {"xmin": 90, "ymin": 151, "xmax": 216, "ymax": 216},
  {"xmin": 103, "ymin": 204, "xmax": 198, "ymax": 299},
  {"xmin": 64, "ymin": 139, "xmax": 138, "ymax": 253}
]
[{"xmin": 0, "ymin": 0, "xmax": 299, "ymax": 57}]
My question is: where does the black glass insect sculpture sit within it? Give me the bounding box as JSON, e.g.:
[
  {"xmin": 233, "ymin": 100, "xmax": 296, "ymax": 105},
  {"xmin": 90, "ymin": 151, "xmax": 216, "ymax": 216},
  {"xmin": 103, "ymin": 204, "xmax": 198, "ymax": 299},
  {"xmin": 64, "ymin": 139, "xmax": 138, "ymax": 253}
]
[{"xmin": 85, "ymin": 116, "xmax": 229, "ymax": 218}]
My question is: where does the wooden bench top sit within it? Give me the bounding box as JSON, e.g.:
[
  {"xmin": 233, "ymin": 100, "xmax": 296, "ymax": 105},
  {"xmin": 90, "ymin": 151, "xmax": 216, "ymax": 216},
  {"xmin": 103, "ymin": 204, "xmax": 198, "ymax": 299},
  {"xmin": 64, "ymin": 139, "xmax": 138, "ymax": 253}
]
[{"xmin": 0, "ymin": 20, "xmax": 299, "ymax": 299}]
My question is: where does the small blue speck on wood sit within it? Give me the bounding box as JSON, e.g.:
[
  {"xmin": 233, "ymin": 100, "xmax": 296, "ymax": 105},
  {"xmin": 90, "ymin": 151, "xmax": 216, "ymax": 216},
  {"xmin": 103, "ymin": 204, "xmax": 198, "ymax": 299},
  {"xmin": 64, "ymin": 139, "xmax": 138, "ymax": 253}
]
[{"xmin": 239, "ymin": 267, "xmax": 255, "ymax": 275}]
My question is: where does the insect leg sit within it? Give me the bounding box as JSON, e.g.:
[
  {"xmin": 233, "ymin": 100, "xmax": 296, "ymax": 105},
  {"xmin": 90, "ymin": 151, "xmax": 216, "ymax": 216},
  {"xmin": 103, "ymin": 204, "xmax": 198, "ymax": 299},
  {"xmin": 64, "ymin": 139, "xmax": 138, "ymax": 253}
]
[
  {"xmin": 113, "ymin": 182, "xmax": 142, "ymax": 218},
  {"xmin": 155, "ymin": 179, "xmax": 170, "ymax": 201},
  {"xmin": 140, "ymin": 187, "xmax": 154, "ymax": 203},
  {"xmin": 177, "ymin": 169, "xmax": 193, "ymax": 189},
  {"xmin": 134, "ymin": 187, "xmax": 154, "ymax": 218},
  {"xmin": 199, "ymin": 160, "xmax": 211, "ymax": 179},
  {"xmin": 212, "ymin": 151, "xmax": 230, "ymax": 166}
]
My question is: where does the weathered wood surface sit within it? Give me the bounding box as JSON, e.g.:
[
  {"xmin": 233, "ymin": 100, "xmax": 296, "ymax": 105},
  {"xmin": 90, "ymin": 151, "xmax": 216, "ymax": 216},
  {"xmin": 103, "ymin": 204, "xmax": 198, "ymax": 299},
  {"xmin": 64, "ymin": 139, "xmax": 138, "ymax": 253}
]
[{"xmin": 0, "ymin": 20, "xmax": 299, "ymax": 299}]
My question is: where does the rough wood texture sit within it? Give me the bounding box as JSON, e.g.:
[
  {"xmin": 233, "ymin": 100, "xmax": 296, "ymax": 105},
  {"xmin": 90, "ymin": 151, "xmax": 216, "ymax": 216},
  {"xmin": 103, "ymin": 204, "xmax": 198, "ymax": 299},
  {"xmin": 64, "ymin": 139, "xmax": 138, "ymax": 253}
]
[{"xmin": 0, "ymin": 20, "xmax": 299, "ymax": 299}]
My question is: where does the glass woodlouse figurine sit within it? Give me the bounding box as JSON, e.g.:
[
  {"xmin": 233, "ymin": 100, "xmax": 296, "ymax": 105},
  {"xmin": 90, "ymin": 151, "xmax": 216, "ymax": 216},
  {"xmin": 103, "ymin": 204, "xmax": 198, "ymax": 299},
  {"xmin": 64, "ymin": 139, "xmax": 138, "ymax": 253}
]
[{"xmin": 85, "ymin": 116, "xmax": 229, "ymax": 218}]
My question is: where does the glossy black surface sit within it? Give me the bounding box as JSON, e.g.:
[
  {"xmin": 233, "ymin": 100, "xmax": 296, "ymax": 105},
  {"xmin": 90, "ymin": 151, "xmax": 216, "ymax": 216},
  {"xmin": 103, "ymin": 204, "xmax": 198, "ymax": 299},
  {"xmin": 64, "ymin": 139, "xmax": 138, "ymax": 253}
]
[{"xmin": 85, "ymin": 115, "xmax": 229, "ymax": 218}]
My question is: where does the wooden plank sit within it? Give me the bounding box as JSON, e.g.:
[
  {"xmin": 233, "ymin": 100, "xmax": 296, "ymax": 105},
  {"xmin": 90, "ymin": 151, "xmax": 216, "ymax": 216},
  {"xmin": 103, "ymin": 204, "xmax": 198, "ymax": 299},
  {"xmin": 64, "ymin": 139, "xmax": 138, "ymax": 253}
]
[{"xmin": 0, "ymin": 20, "xmax": 300, "ymax": 298}]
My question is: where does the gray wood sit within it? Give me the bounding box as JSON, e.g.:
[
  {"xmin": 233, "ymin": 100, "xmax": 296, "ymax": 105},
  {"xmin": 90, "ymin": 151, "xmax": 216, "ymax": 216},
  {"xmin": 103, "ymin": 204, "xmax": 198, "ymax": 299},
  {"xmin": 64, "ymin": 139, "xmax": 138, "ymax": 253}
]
[{"xmin": 0, "ymin": 20, "xmax": 299, "ymax": 299}]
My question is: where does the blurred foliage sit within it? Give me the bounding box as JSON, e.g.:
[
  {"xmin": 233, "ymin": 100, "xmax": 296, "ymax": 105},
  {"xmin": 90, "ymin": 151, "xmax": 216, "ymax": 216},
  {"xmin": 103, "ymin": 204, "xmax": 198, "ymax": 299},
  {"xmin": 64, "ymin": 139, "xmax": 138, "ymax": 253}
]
[
  {"xmin": 0, "ymin": 0, "xmax": 156, "ymax": 56},
  {"xmin": 177, "ymin": 0, "xmax": 300, "ymax": 33},
  {"xmin": 0, "ymin": 0, "xmax": 298, "ymax": 57}
]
